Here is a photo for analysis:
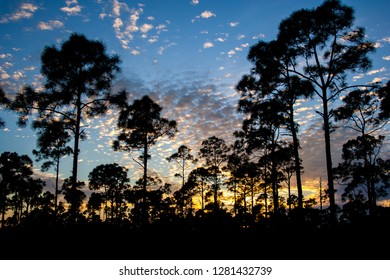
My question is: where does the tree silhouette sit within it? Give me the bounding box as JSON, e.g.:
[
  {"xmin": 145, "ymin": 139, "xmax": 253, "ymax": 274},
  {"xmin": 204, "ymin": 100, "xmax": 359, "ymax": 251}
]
[
  {"xmin": 61, "ymin": 177, "xmax": 86, "ymax": 223},
  {"xmin": 113, "ymin": 95, "xmax": 177, "ymax": 225},
  {"xmin": 88, "ymin": 163, "xmax": 130, "ymax": 223},
  {"xmin": 166, "ymin": 145, "xmax": 198, "ymax": 189},
  {"xmin": 378, "ymin": 81, "xmax": 389, "ymax": 120},
  {"xmin": 237, "ymin": 39, "xmax": 313, "ymax": 211},
  {"xmin": 275, "ymin": 0, "xmax": 376, "ymax": 223},
  {"xmin": 12, "ymin": 33, "xmax": 126, "ymax": 221},
  {"xmin": 334, "ymin": 87, "xmax": 388, "ymax": 215},
  {"xmin": 188, "ymin": 167, "xmax": 212, "ymax": 212},
  {"xmin": 199, "ymin": 136, "xmax": 230, "ymax": 212},
  {"xmin": 32, "ymin": 119, "xmax": 72, "ymax": 217},
  {"xmin": 0, "ymin": 152, "xmax": 34, "ymax": 227},
  {"xmin": 0, "ymin": 86, "xmax": 10, "ymax": 128}
]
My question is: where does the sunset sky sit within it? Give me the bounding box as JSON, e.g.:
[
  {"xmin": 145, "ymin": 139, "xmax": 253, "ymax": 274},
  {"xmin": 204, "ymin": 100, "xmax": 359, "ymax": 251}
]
[{"xmin": 0, "ymin": 0, "xmax": 389, "ymax": 206}]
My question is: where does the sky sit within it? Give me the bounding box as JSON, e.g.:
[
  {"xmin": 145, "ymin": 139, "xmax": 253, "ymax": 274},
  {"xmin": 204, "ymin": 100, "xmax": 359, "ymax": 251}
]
[{"xmin": 0, "ymin": 0, "xmax": 389, "ymax": 207}]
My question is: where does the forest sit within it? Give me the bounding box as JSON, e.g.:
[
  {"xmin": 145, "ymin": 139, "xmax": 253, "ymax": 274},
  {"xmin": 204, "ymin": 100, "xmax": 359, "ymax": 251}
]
[{"xmin": 0, "ymin": 0, "xmax": 389, "ymax": 260}]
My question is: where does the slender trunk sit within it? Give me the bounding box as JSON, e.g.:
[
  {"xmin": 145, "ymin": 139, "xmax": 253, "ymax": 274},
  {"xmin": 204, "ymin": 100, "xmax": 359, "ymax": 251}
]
[
  {"xmin": 290, "ymin": 115, "xmax": 303, "ymax": 210},
  {"xmin": 182, "ymin": 158, "xmax": 185, "ymax": 189},
  {"xmin": 142, "ymin": 133, "xmax": 148, "ymax": 225},
  {"xmin": 250, "ymin": 178, "xmax": 254, "ymax": 216},
  {"xmin": 287, "ymin": 176, "xmax": 291, "ymax": 213},
  {"xmin": 55, "ymin": 157, "xmax": 60, "ymax": 217},
  {"xmin": 271, "ymin": 150, "xmax": 279, "ymax": 212},
  {"xmin": 322, "ymin": 94, "xmax": 337, "ymax": 223},
  {"xmin": 71, "ymin": 93, "xmax": 82, "ymax": 221}
]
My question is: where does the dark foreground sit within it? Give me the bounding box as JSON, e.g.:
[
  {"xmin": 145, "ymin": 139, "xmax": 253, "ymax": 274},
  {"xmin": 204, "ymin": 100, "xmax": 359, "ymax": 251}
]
[{"xmin": 1, "ymin": 218, "xmax": 389, "ymax": 260}]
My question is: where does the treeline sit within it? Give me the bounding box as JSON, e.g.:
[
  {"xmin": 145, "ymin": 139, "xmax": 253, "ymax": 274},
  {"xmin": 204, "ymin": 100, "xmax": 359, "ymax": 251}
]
[{"xmin": 0, "ymin": 0, "xmax": 389, "ymax": 239}]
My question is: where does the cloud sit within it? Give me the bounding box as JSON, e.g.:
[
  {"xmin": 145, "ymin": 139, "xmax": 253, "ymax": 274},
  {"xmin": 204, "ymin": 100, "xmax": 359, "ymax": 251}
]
[
  {"xmin": 380, "ymin": 37, "xmax": 390, "ymax": 44},
  {"xmin": 192, "ymin": 10, "xmax": 216, "ymax": 22},
  {"xmin": 367, "ymin": 67, "xmax": 386, "ymax": 75},
  {"xmin": 383, "ymin": 56, "xmax": 390, "ymax": 61},
  {"xmin": 140, "ymin": 23, "xmax": 153, "ymax": 33},
  {"xmin": 157, "ymin": 42, "xmax": 177, "ymax": 55},
  {"xmin": 200, "ymin": 11, "xmax": 215, "ymax": 18},
  {"xmin": 0, "ymin": 3, "xmax": 39, "ymax": 23},
  {"xmin": 203, "ymin": 42, "xmax": 214, "ymax": 49},
  {"xmin": 252, "ymin": 33, "xmax": 266, "ymax": 40},
  {"xmin": 112, "ymin": 0, "xmax": 129, "ymax": 16},
  {"xmin": 13, "ymin": 71, "xmax": 25, "ymax": 80},
  {"xmin": 37, "ymin": 20, "xmax": 64, "ymax": 30},
  {"xmin": 61, "ymin": 0, "xmax": 82, "ymax": 16},
  {"xmin": 229, "ymin": 22, "xmax": 239, "ymax": 27},
  {"xmin": 237, "ymin": 34, "xmax": 245, "ymax": 40},
  {"xmin": 191, "ymin": 0, "xmax": 199, "ymax": 5},
  {"xmin": 112, "ymin": 6, "xmax": 144, "ymax": 49}
]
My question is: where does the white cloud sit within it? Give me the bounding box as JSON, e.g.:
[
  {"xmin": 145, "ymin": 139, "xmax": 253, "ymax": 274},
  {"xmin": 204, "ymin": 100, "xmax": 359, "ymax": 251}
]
[
  {"xmin": 60, "ymin": 0, "xmax": 82, "ymax": 16},
  {"xmin": 381, "ymin": 37, "xmax": 390, "ymax": 43},
  {"xmin": 37, "ymin": 20, "xmax": 64, "ymax": 30},
  {"xmin": 13, "ymin": 71, "xmax": 25, "ymax": 80},
  {"xmin": 140, "ymin": 23, "xmax": 153, "ymax": 33},
  {"xmin": 0, "ymin": 54, "xmax": 12, "ymax": 59},
  {"xmin": 131, "ymin": 49, "xmax": 140, "ymax": 55},
  {"xmin": 227, "ymin": 50, "xmax": 236, "ymax": 57},
  {"xmin": 203, "ymin": 42, "xmax": 214, "ymax": 49},
  {"xmin": 383, "ymin": 56, "xmax": 390, "ymax": 61},
  {"xmin": 3, "ymin": 62, "xmax": 13, "ymax": 68},
  {"xmin": 237, "ymin": 34, "xmax": 245, "ymax": 40},
  {"xmin": 157, "ymin": 42, "xmax": 177, "ymax": 55},
  {"xmin": 147, "ymin": 16, "xmax": 155, "ymax": 21},
  {"xmin": 229, "ymin": 22, "xmax": 239, "ymax": 27},
  {"xmin": 148, "ymin": 36, "xmax": 158, "ymax": 44},
  {"xmin": 216, "ymin": 38, "xmax": 225, "ymax": 42},
  {"xmin": 367, "ymin": 67, "xmax": 386, "ymax": 75},
  {"xmin": 252, "ymin": 33, "xmax": 266, "ymax": 40},
  {"xmin": 0, "ymin": 3, "xmax": 38, "ymax": 23},
  {"xmin": 113, "ymin": 17, "xmax": 123, "ymax": 29},
  {"xmin": 191, "ymin": 0, "xmax": 199, "ymax": 5},
  {"xmin": 200, "ymin": 11, "xmax": 215, "ymax": 18}
]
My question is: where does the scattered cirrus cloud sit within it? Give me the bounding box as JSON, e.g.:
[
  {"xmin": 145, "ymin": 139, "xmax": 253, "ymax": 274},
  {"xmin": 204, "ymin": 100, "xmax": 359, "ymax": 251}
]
[
  {"xmin": 367, "ymin": 67, "xmax": 386, "ymax": 75},
  {"xmin": 37, "ymin": 20, "xmax": 64, "ymax": 31},
  {"xmin": 192, "ymin": 10, "xmax": 216, "ymax": 23},
  {"xmin": 203, "ymin": 41, "xmax": 214, "ymax": 49},
  {"xmin": 60, "ymin": 0, "xmax": 82, "ymax": 16},
  {"xmin": 0, "ymin": 3, "xmax": 38, "ymax": 23}
]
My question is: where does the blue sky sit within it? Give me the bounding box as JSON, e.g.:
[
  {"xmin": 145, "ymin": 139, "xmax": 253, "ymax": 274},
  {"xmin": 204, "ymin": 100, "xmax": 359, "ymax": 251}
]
[{"xmin": 0, "ymin": 0, "xmax": 389, "ymax": 205}]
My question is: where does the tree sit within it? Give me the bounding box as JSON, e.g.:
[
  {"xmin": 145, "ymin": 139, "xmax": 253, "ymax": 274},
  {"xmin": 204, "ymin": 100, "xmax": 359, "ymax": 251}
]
[
  {"xmin": 113, "ymin": 95, "xmax": 177, "ymax": 225},
  {"xmin": 199, "ymin": 136, "xmax": 230, "ymax": 212},
  {"xmin": 12, "ymin": 33, "xmax": 126, "ymax": 219},
  {"xmin": 0, "ymin": 152, "xmax": 34, "ymax": 227},
  {"xmin": 188, "ymin": 167, "xmax": 211, "ymax": 212},
  {"xmin": 237, "ymin": 38, "xmax": 313, "ymax": 211},
  {"xmin": 276, "ymin": 0, "xmax": 376, "ymax": 222},
  {"xmin": 61, "ymin": 177, "xmax": 86, "ymax": 223},
  {"xmin": 32, "ymin": 119, "xmax": 72, "ymax": 216},
  {"xmin": 334, "ymin": 86, "xmax": 388, "ymax": 216},
  {"xmin": 166, "ymin": 145, "xmax": 198, "ymax": 189},
  {"xmin": 88, "ymin": 163, "xmax": 130, "ymax": 223},
  {"xmin": 378, "ymin": 81, "xmax": 389, "ymax": 120},
  {"xmin": 0, "ymin": 86, "xmax": 10, "ymax": 128}
]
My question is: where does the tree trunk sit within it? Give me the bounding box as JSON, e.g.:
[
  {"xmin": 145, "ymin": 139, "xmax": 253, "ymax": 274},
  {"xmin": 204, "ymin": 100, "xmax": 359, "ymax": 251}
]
[
  {"xmin": 322, "ymin": 94, "xmax": 337, "ymax": 224},
  {"xmin": 71, "ymin": 93, "xmax": 82, "ymax": 222}
]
